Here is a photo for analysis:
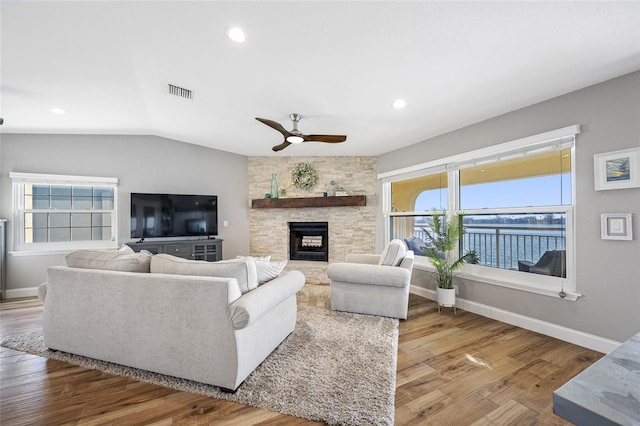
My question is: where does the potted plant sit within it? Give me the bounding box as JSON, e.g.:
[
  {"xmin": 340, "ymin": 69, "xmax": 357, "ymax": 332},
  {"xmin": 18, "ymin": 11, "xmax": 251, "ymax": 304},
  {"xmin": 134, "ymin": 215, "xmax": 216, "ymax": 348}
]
[{"xmin": 422, "ymin": 212, "xmax": 477, "ymax": 314}]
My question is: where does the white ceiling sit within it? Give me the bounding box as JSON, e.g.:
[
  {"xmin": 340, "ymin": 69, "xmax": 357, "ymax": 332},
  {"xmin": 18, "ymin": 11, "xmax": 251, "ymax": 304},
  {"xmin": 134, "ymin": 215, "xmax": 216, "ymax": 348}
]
[{"xmin": 1, "ymin": 1, "xmax": 639, "ymax": 157}]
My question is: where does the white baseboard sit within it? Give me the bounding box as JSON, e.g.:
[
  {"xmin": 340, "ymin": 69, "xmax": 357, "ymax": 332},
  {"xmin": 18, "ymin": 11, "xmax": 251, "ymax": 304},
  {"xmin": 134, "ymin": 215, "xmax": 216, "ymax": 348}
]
[
  {"xmin": 4, "ymin": 287, "xmax": 38, "ymax": 299},
  {"xmin": 410, "ymin": 285, "xmax": 620, "ymax": 354}
]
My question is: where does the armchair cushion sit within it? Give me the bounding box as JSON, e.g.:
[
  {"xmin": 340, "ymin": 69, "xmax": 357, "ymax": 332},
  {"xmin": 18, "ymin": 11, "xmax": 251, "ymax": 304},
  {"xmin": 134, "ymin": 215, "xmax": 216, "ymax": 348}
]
[
  {"xmin": 345, "ymin": 253, "xmax": 380, "ymax": 265},
  {"xmin": 327, "ymin": 263, "xmax": 411, "ymax": 288}
]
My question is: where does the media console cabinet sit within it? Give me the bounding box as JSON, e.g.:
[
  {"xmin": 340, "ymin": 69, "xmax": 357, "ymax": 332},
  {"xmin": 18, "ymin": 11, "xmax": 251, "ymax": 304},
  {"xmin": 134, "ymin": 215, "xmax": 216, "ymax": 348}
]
[{"xmin": 126, "ymin": 238, "xmax": 223, "ymax": 262}]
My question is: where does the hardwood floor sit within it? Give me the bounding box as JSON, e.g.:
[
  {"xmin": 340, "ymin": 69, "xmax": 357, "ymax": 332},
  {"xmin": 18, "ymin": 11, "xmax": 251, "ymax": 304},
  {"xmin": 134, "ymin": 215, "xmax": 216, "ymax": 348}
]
[{"xmin": 0, "ymin": 291, "xmax": 601, "ymax": 425}]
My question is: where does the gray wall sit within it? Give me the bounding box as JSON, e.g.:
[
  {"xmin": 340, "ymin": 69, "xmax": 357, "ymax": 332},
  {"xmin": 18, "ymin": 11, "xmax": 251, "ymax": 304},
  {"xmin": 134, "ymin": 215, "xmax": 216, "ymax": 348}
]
[
  {"xmin": 0, "ymin": 134, "xmax": 250, "ymax": 291},
  {"xmin": 1, "ymin": 74, "xmax": 638, "ymax": 342},
  {"xmin": 378, "ymin": 71, "xmax": 640, "ymax": 342}
]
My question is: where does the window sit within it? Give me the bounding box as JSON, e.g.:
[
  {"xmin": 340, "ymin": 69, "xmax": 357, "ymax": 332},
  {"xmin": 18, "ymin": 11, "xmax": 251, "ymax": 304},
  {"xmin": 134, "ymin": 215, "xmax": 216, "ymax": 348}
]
[
  {"xmin": 11, "ymin": 172, "xmax": 118, "ymax": 252},
  {"xmin": 392, "ymin": 171, "xmax": 448, "ymax": 212},
  {"xmin": 462, "ymin": 212, "xmax": 568, "ymax": 276},
  {"xmin": 380, "ymin": 126, "xmax": 579, "ymax": 300},
  {"xmin": 459, "ymin": 149, "xmax": 572, "ymax": 209},
  {"xmin": 459, "ymin": 149, "xmax": 571, "ymax": 277}
]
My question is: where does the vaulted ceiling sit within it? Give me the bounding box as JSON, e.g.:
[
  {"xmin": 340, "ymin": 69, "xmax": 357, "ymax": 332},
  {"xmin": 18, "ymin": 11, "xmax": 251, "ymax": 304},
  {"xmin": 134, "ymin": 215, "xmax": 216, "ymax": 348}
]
[{"xmin": 1, "ymin": 1, "xmax": 639, "ymax": 156}]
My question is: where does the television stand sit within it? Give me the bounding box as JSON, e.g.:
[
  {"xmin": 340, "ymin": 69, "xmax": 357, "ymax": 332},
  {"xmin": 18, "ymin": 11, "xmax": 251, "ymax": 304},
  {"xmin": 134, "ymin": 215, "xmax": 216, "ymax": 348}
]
[{"xmin": 126, "ymin": 238, "xmax": 223, "ymax": 262}]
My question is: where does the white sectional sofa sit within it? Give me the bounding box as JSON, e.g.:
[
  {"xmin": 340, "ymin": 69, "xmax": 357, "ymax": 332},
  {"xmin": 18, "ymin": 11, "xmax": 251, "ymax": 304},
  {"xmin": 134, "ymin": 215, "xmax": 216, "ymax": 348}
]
[{"xmin": 41, "ymin": 248, "xmax": 305, "ymax": 391}]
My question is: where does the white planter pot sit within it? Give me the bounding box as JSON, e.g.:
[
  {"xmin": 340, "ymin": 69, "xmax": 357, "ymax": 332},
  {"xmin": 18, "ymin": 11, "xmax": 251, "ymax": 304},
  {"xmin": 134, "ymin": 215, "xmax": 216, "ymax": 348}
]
[{"xmin": 436, "ymin": 287, "xmax": 456, "ymax": 314}]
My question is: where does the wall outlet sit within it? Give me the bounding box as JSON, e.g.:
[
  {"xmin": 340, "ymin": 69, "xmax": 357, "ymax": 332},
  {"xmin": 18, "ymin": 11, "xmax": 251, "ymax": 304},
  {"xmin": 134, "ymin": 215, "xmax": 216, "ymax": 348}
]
[
  {"xmin": 454, "ymin": 285, "xmax": 459, "ymax": 295},
  {"xmin": 223, "ymin": 220, "xmax": 228, "ymax": 227}
]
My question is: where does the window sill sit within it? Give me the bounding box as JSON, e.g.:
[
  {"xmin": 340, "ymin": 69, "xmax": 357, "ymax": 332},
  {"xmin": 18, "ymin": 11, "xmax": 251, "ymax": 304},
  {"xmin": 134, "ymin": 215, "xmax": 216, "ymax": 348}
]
[
  {"xmin": 9, "ymin": 249, "xmax": 75, "ymax": 257},
  {"xmin": 9, "ymin": 242, "xmax": 119, "ymax": 257},
  {"xmin": 413, "ymin": 258, "xmax": 581, "ymax": 301}
]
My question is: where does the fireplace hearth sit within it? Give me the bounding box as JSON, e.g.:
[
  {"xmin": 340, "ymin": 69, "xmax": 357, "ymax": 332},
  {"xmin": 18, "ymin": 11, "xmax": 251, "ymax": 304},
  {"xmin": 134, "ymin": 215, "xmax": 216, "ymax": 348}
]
[{"xmin": 289, "ymin": 222, "xmax": 328, "ymax": 262}]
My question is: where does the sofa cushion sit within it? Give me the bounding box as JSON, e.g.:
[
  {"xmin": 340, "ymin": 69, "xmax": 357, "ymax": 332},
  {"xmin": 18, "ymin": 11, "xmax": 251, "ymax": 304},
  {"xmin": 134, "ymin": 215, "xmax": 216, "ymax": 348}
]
[
  {"xmin": 65, "ymin": 249, "xmax": 152, "ymax": 273},
  {"xmin": 151, "ymin": 254, "xmax": 258, "ymax": 294},
  {"xmin": 378, "ymin": 239, "xmax": 407, "ymax": 266}
]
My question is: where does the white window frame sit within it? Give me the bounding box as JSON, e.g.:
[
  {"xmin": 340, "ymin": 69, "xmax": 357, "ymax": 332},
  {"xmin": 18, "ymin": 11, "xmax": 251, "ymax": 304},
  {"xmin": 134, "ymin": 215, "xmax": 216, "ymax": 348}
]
[
  {"xmin": 379, "ymin": 125, "xmax": 581, "ymax": 301},
  {"xmin": 10, "ymin": 172, "xmax": 119, "ymax": 253}
]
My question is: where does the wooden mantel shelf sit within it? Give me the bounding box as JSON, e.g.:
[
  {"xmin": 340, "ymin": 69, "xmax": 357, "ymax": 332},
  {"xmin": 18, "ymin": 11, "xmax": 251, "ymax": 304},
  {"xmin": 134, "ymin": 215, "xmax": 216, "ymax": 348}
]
[{"xmin": 252, "ymin": 195, "xmax": 366, "ymax": 209}]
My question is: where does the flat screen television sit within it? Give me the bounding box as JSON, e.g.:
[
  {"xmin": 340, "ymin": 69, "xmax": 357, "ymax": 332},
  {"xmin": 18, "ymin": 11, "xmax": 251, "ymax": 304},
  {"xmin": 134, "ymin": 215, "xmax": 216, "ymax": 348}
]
[{"xmin": 130, "ymin": 193, "xmax": 218, "ymax": 239}]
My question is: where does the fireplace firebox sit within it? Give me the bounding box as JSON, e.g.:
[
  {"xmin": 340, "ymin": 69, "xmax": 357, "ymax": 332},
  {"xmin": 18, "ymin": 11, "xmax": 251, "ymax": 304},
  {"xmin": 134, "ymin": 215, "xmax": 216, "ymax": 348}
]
[{"xmin": 288, "ymin": 222, "xmax": 328, "ymax": 262}]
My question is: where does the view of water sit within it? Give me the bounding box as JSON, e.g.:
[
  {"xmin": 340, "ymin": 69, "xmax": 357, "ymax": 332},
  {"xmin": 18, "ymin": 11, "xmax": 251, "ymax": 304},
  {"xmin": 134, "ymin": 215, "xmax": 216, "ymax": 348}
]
[{"xmin": 413, "ymin": 222, "xmax": 566, "ymax": 270}]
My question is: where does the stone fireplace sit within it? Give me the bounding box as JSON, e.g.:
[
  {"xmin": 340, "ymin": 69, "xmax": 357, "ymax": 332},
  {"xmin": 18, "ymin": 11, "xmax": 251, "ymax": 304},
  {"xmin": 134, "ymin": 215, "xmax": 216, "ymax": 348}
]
[
  {"xmin": 248, "ymin": 156, "xmax": 376, "ymax": 283},
  {"xmin": 289, "ymin": 222, "xmax": 328, "ymax": 262}
]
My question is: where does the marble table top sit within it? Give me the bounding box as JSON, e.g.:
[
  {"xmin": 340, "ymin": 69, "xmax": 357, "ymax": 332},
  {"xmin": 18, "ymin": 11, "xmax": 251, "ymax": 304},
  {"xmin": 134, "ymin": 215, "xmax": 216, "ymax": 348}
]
[{"xmin": 553, "ymin": 331, "xmax": 640, "ymax": 425}]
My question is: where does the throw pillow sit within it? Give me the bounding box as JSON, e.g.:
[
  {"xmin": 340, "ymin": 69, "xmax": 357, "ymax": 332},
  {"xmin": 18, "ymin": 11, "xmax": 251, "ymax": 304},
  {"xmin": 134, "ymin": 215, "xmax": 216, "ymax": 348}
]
[
  {"xmin": 404, "ymin": 236, "xmax": 427, "ymax": 256},
  {"xmin": 65, "ymin": 249, "xmax": 152, "ymax": 273},
  {"xmin": 239, "ymin": 255, "xmax": 271, "ymax": 262},
  {"xmin": 256, "ymin": 259, "xmax": 288, "ymax": 284},
  {"xmin": 220, "ymin": 257, "xmax": 259, "ymax": 292},
  {"xmin": 118, "ymin": 244, "xmax": 135, "ymax": 254},
  {"xmin": 378, "ymin": 239, "xmax": 407, "ymax": 266},
  {"xmin": 150, "ymin": 254, "xmax": 258, "ymax": 294}
]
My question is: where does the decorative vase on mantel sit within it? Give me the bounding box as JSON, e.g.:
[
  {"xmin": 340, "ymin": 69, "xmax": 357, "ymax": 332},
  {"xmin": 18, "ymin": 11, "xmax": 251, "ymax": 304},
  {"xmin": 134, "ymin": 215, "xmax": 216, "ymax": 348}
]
[{"xmin": 270, "ymin": 173, "xmax": 279, "ymax": 199}]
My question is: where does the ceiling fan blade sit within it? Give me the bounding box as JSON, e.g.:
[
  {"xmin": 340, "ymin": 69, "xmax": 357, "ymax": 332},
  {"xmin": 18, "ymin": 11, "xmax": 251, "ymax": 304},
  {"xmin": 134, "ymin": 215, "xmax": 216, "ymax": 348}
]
[
  {"xmin": 256, "ymin": 117, "xmax": 289, "ymax": 136},
  {"xmin": 304, "ymin": 134, "xmax": 347, "ymax": 143},
  {"xmin": 272, "ymin": 141, "xmax": 292, "ymax": 152},
  {"xmin": 257, "ymin": 115, "xmax": 347, "ymax": 151}
]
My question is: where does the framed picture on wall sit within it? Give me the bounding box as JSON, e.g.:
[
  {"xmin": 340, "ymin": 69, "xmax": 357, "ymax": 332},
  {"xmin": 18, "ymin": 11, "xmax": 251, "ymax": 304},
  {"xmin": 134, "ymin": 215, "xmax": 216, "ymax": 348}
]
[
  {"xmin": 594, "ymin": 147, "xmax": 640, "ymax": 191},
  {"xmin": 601, "ymin": 213, "xmax": 633, "ymax": 240}
]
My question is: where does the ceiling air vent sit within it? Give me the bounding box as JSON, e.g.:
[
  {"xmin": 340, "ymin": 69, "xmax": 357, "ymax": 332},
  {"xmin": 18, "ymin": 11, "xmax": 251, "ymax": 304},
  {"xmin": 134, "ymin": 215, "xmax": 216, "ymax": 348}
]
[{"xmin": 167, "ymin": 83, "xmax": 193, "ymax": 100}]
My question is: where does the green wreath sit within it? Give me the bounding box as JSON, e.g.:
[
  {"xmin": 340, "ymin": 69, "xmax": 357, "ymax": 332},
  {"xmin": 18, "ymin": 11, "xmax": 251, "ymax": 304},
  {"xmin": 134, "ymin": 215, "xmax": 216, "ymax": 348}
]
[{"xmin": 291, "ymin": 163, "xmax": 318, "ymax": 190}]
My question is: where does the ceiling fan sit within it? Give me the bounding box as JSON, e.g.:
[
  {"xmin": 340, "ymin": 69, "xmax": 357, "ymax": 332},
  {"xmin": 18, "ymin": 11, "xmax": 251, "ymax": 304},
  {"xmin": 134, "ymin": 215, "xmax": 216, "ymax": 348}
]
[{"xmin": 255, "ymin": 113, "xmax": 347, "ymax": 152}]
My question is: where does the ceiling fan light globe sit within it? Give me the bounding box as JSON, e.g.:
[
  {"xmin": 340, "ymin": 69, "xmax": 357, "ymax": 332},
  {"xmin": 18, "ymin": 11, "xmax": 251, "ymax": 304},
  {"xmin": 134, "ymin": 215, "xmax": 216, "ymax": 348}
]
[
  {"xmin": 225, "ymin": 27, "xmax": 246, "ymax": 43},
  {"xmin": 286, "ymin": 135, "xmax": 304, "ymax": 144}
]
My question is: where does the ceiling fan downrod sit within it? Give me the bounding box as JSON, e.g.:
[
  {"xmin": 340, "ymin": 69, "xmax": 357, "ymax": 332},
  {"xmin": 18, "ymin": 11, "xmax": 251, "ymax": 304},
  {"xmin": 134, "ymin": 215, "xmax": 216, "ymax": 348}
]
[{"xmin": 287, "ymin": 113, "xmax": 304, "ymax": 143}]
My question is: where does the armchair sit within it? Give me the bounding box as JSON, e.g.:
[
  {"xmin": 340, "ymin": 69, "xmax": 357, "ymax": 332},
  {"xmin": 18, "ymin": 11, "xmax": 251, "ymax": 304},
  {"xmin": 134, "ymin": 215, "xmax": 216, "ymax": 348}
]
[
  {"xmin": 518, "ymin": 250, "xmax": 566, "ymax": 278},
  {"xmin": 327, "ymin": 250, "xmax": 414, "ymax": 319}
]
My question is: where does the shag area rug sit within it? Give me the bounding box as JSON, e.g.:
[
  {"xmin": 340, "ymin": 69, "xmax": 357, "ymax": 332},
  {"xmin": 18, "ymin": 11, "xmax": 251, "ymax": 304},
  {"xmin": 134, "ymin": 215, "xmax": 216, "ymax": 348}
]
[{"xmin": 1, "ymin": 285, "xmax": 399, "ymax": 426}]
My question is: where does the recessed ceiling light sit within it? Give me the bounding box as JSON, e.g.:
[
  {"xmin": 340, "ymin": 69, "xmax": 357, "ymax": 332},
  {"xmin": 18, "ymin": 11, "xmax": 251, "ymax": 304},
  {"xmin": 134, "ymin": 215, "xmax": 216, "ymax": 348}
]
[
  {"xmin": 392, "ymin": 99, "xmax": 406, "ymax": 109},
  {"xmin": 50, "ymin": 108, "xmax": 67, "ymax": 115},
  {"xmin": 225, "ymin": 27, "xmax": 246, "ymax": 43}
]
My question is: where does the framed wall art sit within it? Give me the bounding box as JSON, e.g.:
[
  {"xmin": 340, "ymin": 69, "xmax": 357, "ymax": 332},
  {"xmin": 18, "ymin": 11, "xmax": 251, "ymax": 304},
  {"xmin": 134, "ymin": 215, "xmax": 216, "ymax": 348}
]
[
  {"xmin": 601, "ymin": 213, "xmax": 633, "ymax": 240},
  {"xmin": 594, "ymin": 147, "xmax": 640, "ymax": 191}
]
